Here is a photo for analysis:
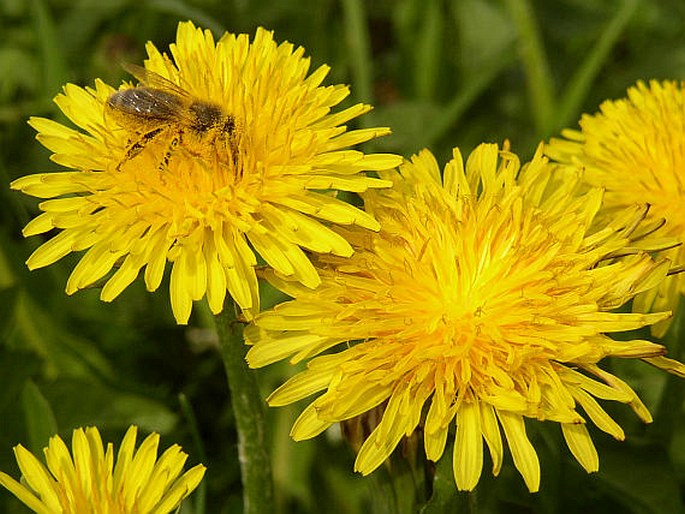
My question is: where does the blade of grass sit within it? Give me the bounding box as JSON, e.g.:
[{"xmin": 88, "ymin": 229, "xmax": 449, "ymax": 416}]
[
  {"xmin": 423, "ymin": 52, "xmax": 515, "ymax": 148},
  {"xmin": 414, "ymin": 0, "xmax": 444, "ymax": 101},
  {"xmin": 504, "ymin": 0, "xmax": 556, "ymax": 137},
  {"xmin": 555, "ymin": 0, "xmax": 639, "ymax": 130},
  {"xmin": 342, "ymin": 0, "xmax": 374, "ymax": 109}
]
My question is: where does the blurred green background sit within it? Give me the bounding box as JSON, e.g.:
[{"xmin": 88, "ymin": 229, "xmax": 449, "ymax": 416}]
[{"xmin": 1, "ymin": 0, "xmax": 685, "ymax": 512}]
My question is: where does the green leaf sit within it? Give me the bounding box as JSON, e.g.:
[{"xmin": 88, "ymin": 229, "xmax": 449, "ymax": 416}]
[{"xmin": 21, "ymin": 380, "xmax": 58, "ymax": 454}]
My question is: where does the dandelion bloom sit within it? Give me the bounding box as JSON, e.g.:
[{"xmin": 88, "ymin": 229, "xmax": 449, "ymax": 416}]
[
  {"xmin": 246, "ymin": 143, "xmax": 685, "ymax": 492},
  {"xmin": 12, "ymin": 21, "xmax": 399, "ymax": 324},
  {"xmin": 546, "ymin": 80, "xmax": 685, "ymax": 336},
  {"xmin": 0, "ymin": 425, "xmax": 205, "ymax": 513}
]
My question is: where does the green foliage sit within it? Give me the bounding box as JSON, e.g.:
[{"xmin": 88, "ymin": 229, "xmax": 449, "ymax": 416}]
[{"xmin": 2, "ymin": 0, "xmax": 685, "ymax": 512}]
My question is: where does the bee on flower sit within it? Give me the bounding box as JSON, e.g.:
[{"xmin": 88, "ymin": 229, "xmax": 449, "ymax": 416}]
[
  {"xmin": 12, "ymin": 21, "xmax": 401, "ymax": 324},
  {"xmin": 105, "ymin": 63, "xmax": 238, "ymax": 172}
]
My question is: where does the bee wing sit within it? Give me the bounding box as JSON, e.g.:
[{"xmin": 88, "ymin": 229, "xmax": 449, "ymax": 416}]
[{"xmin": 122, "ymin": 63, "xmax": 193, "ymax": 100}]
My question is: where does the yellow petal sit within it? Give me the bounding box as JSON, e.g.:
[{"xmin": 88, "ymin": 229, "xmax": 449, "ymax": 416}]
[
  {"xmin": 14, "ymin": 445, "xmax": 62, "ymax": 511},
  {"xmin": 497, "ymin": 411, "xmax": 540, "ymax": 493},
  {"xmin": 561, "ymin": 423, "xmax": 599, "ymax": 473},
  {"xmin": 453, "ymin": 402, "xmax": 483, "ymax": 491}
]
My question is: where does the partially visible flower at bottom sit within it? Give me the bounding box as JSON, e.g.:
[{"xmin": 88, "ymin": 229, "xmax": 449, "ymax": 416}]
[
  {"xmin": 0, "ymin": 425, "xmax": 205, "ymax": 513},
  {"xmin": 246, "ymin": 142, "xmax": 685, "ymax": 492}
]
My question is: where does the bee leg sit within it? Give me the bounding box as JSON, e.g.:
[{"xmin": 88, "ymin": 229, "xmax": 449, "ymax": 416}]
[
  {"xmin": 116, "ymin": 127, "xmax": 166, "ymax": 171},
  {"xmin": 127, "ymin": 127, "xmax": 166, "ymax": 160},
  {"xmin": 229, "ymin": 135, "xmax": 240, "ymax": 171},
  {"xmin": 159, "ymin": 134, "xmax": 180, "ymax": 171}
]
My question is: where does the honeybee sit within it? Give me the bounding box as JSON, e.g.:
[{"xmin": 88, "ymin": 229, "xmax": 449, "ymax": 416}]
[{"xmin": 106, "ymin": 64, "xmax": 236, "ymax": 170}]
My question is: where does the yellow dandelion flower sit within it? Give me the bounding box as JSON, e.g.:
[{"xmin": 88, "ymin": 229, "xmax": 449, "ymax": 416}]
[
  {"xmin": 546, "ymin": 80, "xmax": 685, "ymax": 336},
  {"xmin": 245, "ymin": 143, "xmax": 685, "ymax": 493},
  {"xmin": 12, "ymin": 21, "xmax": 400, "ymax": 324},
  {"xmin": 0, "ymin": 425, "xmax": 205, "ymax": 513}
]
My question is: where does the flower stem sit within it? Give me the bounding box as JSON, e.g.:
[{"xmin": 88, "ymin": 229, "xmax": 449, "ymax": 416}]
[{"xmin": 215, "ymin": 303, "xmax": 274, "ymax": 514}]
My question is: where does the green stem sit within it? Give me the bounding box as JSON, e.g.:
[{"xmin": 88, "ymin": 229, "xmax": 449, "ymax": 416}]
[{"xmin": 215, "ymin": 303, "xmax": 274, "ymax": 514}]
